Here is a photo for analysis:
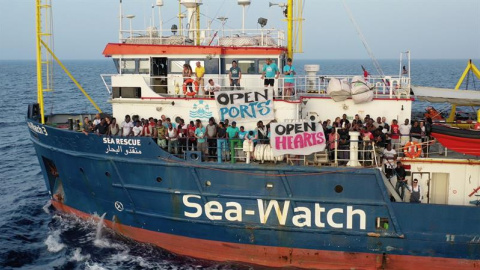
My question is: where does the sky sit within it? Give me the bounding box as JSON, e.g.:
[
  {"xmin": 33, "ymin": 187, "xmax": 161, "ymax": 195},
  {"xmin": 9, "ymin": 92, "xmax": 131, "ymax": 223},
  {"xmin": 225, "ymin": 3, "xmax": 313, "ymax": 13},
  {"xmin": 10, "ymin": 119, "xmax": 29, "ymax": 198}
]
[{"xmin": 0, "ymin": 0, "xmax": 479, "ymax": 60}]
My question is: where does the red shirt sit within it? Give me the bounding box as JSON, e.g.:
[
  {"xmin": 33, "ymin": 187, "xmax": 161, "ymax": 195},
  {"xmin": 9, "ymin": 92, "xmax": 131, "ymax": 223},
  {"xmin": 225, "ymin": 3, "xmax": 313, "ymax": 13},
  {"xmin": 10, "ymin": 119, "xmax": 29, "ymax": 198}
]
[{"xmin": 390, "ymin": 124, "xmax": 400, "ymax": 139}]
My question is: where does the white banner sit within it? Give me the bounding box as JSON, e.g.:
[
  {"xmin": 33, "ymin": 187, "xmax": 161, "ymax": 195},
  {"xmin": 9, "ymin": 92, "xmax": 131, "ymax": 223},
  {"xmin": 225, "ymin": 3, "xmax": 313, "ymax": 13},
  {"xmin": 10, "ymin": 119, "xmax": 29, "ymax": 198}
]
[
  {"xmin": 270, "ymin": 122, "xmax": 326, "ymax": 156},
  {"xmin": 214, "ymin": 89, "xmax": 274, "ymax": 122}
]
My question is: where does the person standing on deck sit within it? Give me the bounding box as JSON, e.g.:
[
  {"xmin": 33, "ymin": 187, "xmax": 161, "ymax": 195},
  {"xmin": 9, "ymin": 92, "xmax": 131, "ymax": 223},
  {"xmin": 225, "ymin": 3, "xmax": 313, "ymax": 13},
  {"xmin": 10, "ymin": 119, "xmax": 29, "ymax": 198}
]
[
  {"xmin": 229, "ymin": 60, "xmax": 242, "ymax": 90},
  {"xmin": 408, "ymin": 179, "xmax": 422, "ymax": 203},
  {"xmin": 261, "ymin": 58, "xmax": 280, "ymax": 95},
  {"xmin": 283, "ymin": 58, "xmax": 296, "ymax": 98},
  {"xmin": 399, "ymin": 118, "xmax": 411, "ymax": 147},
  {"xmin": 121, "ymin": 115, "xmax": 134, "ymax": 137},
  {"xmin": 395, "ymin": 161, "xmax": 407, "ymax": 200},
  {"xmin": 390, "ymin": 119, "xmax": 400, "ymax": 151},
  {"xmin": 195, "ymin": 62, "xmax": 205, "ymax": 95},
  {"xmin": 195, "ymin": 120, "xmax": 207, "ymax": 160}
]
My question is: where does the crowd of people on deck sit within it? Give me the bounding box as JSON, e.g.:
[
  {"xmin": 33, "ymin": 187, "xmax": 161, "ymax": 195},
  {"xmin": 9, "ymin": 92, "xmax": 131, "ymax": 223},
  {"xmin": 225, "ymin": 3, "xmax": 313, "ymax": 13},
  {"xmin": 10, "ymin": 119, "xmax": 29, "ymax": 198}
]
[
  {"xmin": 82, "ymin": 112, "xmax": 433, "ymax": 161},
  {"xmin": 81, "ymin": 112, "xmax": 431, "ymax": 202}
]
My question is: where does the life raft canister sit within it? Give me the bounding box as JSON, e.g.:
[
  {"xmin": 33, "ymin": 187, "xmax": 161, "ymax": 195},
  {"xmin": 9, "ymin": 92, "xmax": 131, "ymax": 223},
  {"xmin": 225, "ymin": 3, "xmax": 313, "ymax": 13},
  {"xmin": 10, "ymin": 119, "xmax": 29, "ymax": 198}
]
[
  {"xmin": 183, "ymin": 79, "xmax": 199, "ymax": 97},
  {"xmin": 403, "ymin": 141, "xmax": 422, "ymax": 158}
]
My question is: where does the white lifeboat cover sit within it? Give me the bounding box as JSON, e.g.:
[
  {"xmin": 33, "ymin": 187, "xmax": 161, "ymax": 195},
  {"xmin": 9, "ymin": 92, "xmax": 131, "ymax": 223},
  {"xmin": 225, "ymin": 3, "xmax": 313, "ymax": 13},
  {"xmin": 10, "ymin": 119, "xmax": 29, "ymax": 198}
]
[
  {"xmin": 351, "ymin": 76, "xmax": 373, "ymax": 104},
  {"xmin": 327, "ymin": 78, "xmax": 351, "ymax": 102}
]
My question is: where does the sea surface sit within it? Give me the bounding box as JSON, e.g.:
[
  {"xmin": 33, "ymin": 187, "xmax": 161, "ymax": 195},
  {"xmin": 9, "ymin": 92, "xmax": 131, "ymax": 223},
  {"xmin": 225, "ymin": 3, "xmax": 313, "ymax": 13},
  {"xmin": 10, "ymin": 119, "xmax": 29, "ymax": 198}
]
[{"xmin": 0, "ymin": 59, "xmax": 478, "ymax": 269}]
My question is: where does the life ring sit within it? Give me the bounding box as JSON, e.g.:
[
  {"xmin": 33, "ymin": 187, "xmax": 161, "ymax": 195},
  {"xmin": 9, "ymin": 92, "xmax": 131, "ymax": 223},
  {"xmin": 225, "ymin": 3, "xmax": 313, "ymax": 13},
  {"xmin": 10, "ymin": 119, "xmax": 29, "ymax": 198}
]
[
  {"xmin": 183, "ymin": 79, "xmax": 199, "ymax": 97},
  {"xmin": 403, "ymin": 141, "xmax": 422, "ymax": 158}
]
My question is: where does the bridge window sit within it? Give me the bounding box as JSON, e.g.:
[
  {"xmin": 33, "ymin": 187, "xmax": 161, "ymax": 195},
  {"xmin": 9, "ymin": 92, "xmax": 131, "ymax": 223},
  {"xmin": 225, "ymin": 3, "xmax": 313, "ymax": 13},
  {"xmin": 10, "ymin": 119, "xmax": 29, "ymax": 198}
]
[{"xmin": 121, "ymin": 59, "xmax": 136, "ymax": 74}]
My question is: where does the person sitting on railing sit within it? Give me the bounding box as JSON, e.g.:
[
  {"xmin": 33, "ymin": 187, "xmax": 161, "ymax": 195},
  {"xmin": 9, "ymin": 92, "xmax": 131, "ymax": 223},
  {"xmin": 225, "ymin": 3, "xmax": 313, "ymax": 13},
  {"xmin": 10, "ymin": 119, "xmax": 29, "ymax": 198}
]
[
  {"xmin": 229, "ymin": 60, "xmax": 242, "ymax": 90},
  {"xmin": 382, "ymin": 143, "xmax": 397, "ymax": 179},
  {"xmin": 283, "ymin": 58, "xmax": 296, "ymax": 98},
  {"xmin": 205, "ymin": 79, "xmax": 221, "ymax": 98}
]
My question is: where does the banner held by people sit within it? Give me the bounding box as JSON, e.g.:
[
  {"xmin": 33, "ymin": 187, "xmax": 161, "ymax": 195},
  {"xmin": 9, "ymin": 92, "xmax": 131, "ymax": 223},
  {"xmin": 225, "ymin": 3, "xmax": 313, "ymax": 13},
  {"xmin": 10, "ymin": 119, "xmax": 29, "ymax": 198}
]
[
  {"xmin": 270, "ymin": 122, "xmax": 326, "ymax": 156},
  {"xmin": 214, "ymin": 89, "xmax": 274, "ymax": 122}
]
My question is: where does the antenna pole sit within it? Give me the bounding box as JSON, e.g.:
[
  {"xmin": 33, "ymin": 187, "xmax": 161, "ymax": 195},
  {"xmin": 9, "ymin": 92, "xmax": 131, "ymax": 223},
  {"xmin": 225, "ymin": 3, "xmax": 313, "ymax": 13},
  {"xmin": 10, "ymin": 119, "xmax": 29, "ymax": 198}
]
[{"xmin": 119, "ymin": 0, "xmax": 123, "ymax": 42}]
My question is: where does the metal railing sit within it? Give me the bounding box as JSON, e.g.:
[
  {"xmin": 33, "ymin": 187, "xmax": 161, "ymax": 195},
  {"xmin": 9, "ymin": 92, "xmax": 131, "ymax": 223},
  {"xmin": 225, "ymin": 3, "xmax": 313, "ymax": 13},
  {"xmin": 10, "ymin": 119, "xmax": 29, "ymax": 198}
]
[
  {"xmin": 101, "ymin": 73, "xmax": 411, "ymax": 101},
  {"xmin": 119, "ymin": 28, "xmax": 285, "ymax": 47}
]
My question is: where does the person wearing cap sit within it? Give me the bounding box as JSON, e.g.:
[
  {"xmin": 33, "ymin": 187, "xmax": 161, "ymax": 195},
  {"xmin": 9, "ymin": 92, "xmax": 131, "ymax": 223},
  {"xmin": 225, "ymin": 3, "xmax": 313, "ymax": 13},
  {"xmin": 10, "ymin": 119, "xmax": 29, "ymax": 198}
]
[
  {"xmin": 408, "ymin": 179, "xmax": 422, "ymax": 203},
  {"xmin": 261, "ymin": 58, "xmax": 280, "ymax": 92}
]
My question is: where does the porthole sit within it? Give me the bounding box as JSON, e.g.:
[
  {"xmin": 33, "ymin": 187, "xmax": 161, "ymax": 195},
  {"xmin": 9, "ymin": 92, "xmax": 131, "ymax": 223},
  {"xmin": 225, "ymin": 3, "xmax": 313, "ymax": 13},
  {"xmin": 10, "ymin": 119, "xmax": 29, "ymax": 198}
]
[
  {"xmin": 334, "ymin": 185, "xmax": 343, "ymax": 193},
  {"xmin": 105, "ymin": 172, "xmax": 111, "ymax": 177},
  {"xmin": 205, "ymin": 180, "xmax": 211, "ymax": 187},
  {"xmin": 156, "ymin": 177, "xmax": 163, "ymax": 183}
]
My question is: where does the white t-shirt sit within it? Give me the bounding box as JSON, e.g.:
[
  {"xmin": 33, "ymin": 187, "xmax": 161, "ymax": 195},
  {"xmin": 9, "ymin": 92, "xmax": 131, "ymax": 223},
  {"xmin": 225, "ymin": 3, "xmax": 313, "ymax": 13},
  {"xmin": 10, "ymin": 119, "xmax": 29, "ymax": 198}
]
[
  {"xmin": 121, "ymin": 121, "xmax": 134, "ymax": 136},
  {"xmin": 205, "ymin": 83, "xmax": 221, "ymax": 92},
  {"xmin": 382, "ymin": 148, "xmax": 397, "ymax": 168},
  {"xmin": 93, "ymin": 119, "xmax": 101, "ymax": 126},
  {"xmin": 399, "ymin": 124, "xmax": 411, "ymax": 136},
  {"xmin": 132, "ymin": 126, "xmax": 142, "ymax": 136}
]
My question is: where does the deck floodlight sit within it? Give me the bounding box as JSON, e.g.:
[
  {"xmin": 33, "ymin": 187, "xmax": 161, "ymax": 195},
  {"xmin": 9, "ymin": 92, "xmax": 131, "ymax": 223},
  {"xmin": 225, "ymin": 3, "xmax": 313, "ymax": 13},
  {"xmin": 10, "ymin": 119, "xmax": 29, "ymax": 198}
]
[
  {"xmin": 171, "ymin": 24, "xmax": 178, "ymax": 35},
  {"xmin": 258, "ymin": 17, "xmax": 268, "ymax": 28}
]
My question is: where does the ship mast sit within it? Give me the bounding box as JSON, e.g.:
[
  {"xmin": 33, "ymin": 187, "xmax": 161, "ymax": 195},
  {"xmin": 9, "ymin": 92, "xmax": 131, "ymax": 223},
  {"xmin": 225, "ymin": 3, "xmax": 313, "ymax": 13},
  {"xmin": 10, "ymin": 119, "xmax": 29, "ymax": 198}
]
[{"xmin": 35, "ymin": 0, "xmax": 102, "ymax": 124}]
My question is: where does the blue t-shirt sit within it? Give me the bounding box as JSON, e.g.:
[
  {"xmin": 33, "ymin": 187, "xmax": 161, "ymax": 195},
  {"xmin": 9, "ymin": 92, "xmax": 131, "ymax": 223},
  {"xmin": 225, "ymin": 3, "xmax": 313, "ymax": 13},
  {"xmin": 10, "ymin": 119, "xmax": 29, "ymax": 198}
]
[
  {"xmin": 263, "ymin": 63, "xmax": 279, "ymax": 78},
  {"xmin": 226, "ymin": 126, "xmax": 240, "ymax": 138},
  {"xmin": 238, "ymin": 131, "xmax": 247, "ymax": 139},
  {"xmin": 283, "ymin": 65, "xmax": 295, "ymax": 83},
  {"xmin": 230, "ymin": 67, "xmax": 241, "ymax": 79},
  {"xmin": 195, "ymin": 127, "xmax": 206, "ymax": 143}
]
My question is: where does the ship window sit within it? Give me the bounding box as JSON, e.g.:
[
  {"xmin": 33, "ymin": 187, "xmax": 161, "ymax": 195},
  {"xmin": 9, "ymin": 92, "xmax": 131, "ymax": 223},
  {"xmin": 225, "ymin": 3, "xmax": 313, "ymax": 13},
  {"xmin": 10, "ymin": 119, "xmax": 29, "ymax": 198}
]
[
  {"xmin": 121, "ymin": 59, "xmax": 136, "ymax": 74},
  {"xmin": 170, "ymin": 60, "xmax": 185, "ymax": 73},
  {"xmin": 205, "ymin": 58, "xmax": 219, "ymax": 74},
  {"xmin": 189, "ymin": 60, "xmax": 204, "ymax": 69},
  {"xmin": 138, "ymin": 59, "xmax": 150, "ymax": 74},
  {"xmin": 222, "ymin": 59, "xmax": 257, "ymax": 74},
  {"xmin": 375, "ymin": 217, "xmax": 389, "ymax": 230},
  {"xmin": 239, "ymin": 60, "xmax": 256, "ymax": 74},
  {"xmin": 113, "ymin": 59, "xmax": 120, "ymax": 73}
]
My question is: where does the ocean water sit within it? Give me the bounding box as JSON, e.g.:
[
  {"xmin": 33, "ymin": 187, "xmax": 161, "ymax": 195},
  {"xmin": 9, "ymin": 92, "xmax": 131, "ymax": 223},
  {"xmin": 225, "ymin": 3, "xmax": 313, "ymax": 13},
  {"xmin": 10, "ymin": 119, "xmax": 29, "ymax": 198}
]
[{"xmin": 0, "ymin": 59, "xmax": 478, "ymax": 269}]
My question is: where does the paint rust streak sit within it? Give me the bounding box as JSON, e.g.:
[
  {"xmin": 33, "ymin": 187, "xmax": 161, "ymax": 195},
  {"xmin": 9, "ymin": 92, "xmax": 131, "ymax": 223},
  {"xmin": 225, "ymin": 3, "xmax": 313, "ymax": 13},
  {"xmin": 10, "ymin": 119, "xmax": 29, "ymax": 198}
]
[{"xmin": 50, "ymin": 201, "xmax": 480, "ymax": 270}]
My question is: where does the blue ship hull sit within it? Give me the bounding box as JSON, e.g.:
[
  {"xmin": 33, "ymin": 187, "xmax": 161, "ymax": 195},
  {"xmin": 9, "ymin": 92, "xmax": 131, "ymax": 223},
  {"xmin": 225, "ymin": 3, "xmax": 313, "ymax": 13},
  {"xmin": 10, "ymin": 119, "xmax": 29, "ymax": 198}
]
[{"xmin": 27, "ymin": 118, "xmax": 480, "ymax": 269}]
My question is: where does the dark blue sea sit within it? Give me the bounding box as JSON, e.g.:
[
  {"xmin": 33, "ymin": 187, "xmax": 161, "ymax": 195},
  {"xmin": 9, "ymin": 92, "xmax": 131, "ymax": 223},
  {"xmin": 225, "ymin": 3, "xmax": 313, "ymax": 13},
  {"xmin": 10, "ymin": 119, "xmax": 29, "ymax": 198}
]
[{"xmin": 0, "ymin": 59, "xmax": 478, "ymax": 269}]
